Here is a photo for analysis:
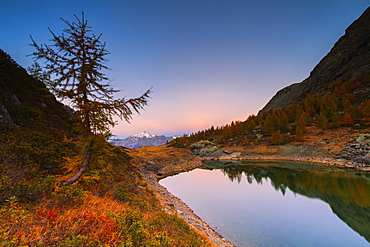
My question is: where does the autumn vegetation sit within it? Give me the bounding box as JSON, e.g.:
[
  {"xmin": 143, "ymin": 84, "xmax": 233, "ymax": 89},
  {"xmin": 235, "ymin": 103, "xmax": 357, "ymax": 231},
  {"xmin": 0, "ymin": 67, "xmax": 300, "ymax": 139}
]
[
  {"xmin": 0, "ymin": 13, "xmax": 212, "ymax": 245},
  {"xmin": 170, "ymin": 73, "xmax": 370, "ymax": 148},
  {"xmin": 28, "ymin": 13, "xmax": 152, "ymax": 185},
  {"xmin": 0, "ymin": 142, "xmax": 211, "ymax": 246},
  {"xmin": 1, "ymin": 9, "xmax": 370, "ymax": 245}
]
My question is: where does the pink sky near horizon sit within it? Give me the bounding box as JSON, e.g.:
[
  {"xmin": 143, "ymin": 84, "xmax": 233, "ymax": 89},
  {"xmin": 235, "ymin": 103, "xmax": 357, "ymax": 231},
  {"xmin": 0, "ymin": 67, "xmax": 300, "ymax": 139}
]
[{"xmin": 1, "ymin": 1, "xmax": 369, "ymax": 137}]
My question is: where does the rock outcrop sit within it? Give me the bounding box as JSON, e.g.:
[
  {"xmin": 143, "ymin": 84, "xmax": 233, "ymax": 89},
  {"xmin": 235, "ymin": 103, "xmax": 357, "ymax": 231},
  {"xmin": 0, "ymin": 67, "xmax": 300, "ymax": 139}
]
[
  {"xmin": 260, "ymin": 7, "xmax": 370, "ymax": 113},
  {"xmin": 189, "ymin": 140, "xmax": 241, "ymax": 159},
  {"xmin": 337, "ymin": 134, "xmax": 370, "ymax": 166},
  {"xmin": 0, "ymin": 103, "xmax": 17, "ymax": 127},
  {"xmin": 189, "ymin": 140, "xmax": 225, "ymax": 157}
]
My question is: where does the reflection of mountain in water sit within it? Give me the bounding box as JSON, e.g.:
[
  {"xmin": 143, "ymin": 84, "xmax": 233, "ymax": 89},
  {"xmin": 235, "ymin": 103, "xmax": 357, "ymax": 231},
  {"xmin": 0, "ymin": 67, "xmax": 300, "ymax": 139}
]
[{"xmin": 202, "ymin": 161, "xmax": 370, "ymax": 243}]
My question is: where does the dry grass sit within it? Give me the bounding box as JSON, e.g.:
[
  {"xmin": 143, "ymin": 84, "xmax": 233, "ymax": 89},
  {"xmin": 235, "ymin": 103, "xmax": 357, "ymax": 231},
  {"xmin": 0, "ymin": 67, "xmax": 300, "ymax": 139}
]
[
  {"xmin": 0, "ymin": 189, "xmax": 213, "ymax": 246},
  {"xmin": 0, "ymin": 144, "xmax": 214, "ymax": 246},
  {"xmin": 1, "ymin": 193, "xmax": 126, "ymax": 245}
]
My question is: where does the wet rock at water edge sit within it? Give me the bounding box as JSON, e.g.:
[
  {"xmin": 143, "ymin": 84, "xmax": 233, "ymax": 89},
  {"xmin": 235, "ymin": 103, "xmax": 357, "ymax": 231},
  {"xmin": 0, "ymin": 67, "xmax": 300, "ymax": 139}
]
[
  {"xmin": 230, "ymin": 152, "xmax": 241, "ymax": 158},
  {"xmin": 352, "ymin": 156, "xmax": 370, "ymax": 165}
]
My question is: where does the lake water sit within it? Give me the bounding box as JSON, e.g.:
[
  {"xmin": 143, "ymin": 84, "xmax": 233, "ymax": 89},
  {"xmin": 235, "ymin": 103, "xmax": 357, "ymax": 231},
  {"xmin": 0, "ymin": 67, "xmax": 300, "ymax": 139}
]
[{"xmin": 159, "ymin": 161, "xmax": 370, "ymax": 247}]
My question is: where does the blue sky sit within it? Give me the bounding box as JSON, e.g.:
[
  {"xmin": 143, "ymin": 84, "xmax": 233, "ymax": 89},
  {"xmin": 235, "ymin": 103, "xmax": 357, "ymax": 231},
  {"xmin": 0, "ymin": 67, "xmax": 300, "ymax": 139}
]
[{"xmin": 1, "ymin": 1, "xmax": 369, "ymax": 137}]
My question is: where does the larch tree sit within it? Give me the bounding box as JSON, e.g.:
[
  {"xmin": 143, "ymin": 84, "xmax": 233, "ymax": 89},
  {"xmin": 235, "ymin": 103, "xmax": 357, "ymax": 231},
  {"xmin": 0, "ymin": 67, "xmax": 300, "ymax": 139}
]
[
  {"xmin": 29, "ymin": 13, "xmax": 152, "ymax": 185},
  {"xmin": 271, "ymin": 131, "xmax": 283, "ymax": 145}
]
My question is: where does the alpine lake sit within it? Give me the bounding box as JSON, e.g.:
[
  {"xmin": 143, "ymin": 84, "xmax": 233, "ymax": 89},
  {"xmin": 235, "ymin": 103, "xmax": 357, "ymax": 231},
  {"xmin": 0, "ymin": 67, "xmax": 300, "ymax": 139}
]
[{"xmin": 159, "ymin": 160, "xmax": 370, "ymax": 247}]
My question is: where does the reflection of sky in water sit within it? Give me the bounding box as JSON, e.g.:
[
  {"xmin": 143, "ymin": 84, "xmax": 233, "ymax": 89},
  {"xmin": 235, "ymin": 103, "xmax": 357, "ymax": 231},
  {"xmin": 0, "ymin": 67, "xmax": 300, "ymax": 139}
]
[{"xmin": 160, "ymin": 168, "xmax": 369, "ymax": 247}]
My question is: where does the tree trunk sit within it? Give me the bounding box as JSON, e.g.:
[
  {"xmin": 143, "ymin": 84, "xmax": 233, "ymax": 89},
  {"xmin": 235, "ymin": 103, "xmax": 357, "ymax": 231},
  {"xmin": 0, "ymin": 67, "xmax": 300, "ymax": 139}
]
[{"xmin": 65, "ymin": 147, "xmax": 92, "ymax": 185}]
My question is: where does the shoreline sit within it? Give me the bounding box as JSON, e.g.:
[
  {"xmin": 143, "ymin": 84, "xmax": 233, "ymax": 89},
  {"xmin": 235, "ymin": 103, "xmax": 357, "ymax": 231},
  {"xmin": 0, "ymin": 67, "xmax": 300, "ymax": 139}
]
[
  {"xmin": 130, "ymin": 146, "xmax": 236, "ymax": 246},
  {"xmin": 131, "ymin": 145, "xmax": 369, "ymax": 247},
  {"xmin": 141, "ymin": 170, "xmax": 236, "ymax": 247},
  {"xmin": 206, "ymin": 154, "xmax": 370, "ymax": 172}
]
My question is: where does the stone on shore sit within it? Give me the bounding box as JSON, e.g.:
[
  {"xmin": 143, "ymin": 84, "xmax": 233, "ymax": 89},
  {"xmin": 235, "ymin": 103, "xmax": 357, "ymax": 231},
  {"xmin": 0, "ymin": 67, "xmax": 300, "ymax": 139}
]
[
  {"xmin": 189, "ymin": 140, "xmax": 239, "ymax": 159},
  {"xmin": 334, "ymin": 133, "xmax": 370, "ymax": 167},
  {"xmin": 355, "ymin": 134, "xmax": 370, "ymax": 145},
  {"xmin": 189, "ymin": 140, "xmax": 223, "ymax": 158}
]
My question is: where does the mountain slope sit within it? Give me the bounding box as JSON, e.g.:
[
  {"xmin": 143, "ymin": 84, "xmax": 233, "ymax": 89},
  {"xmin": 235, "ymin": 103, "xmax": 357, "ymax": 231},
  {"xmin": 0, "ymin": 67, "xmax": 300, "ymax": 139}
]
[
  {"xmin": 0, "ymin": 49, "xmax": 72, "ymax": 131},
  {"xmin": 260, "ymin": 6, "xmax": 370, "ymax": 113},
  {"xmin": 0, "ymin": 49, "xmax": 76, "ymax": 172},
  {"xmin": 0, "ymin": 50, "xmax": 213, "ymax": 246},
  {"xmin": 171, "ymin": 7, "xmax": 370, "ymax": 163}
]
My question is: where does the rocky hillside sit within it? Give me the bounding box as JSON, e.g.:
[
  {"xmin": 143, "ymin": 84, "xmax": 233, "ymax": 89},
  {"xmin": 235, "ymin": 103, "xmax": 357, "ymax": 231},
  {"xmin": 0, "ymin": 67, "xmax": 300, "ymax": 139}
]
[
  {"xmin": 260, "ymin": 6, "xmax": 370, "ymax": 113},
  {"xmin": 0, "ymin": 49, "xmax": 72, "ymax": 131},
  {"xmin": 0, "ymin": 49, "xmax": 76, "ymax": 172}
]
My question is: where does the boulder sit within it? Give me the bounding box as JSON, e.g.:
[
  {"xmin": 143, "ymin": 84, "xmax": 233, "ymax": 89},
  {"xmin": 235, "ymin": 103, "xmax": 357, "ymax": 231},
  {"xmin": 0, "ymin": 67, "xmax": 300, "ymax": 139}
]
[
  {"xmin": 189, "ymin": 140, "xmax": 224, "ymax": 158},
  {"xmin": 0, "ymin": 103, "xmax": 18, "ymax": 128},
  {"xmin": 7, "ymin": 94, "xmax": 21, "ymax": 106},
  {"xmin": 230, "ymin": 152, "xmax": 241, "ymax": 158},
  {"xmin": 355, "ymin": 134, "xmax": 370, "ymax": 145}
]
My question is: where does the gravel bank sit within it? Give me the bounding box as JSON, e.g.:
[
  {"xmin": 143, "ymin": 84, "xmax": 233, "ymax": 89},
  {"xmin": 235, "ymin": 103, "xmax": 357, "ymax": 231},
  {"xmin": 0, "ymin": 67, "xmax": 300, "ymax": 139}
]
[
  {"xmin": 142, "ymin": 171, "xmax": 235, "ymax": 247},
  {"xmin": 130, "ymin": 147, "xmax": 236, "ymax": 247}
]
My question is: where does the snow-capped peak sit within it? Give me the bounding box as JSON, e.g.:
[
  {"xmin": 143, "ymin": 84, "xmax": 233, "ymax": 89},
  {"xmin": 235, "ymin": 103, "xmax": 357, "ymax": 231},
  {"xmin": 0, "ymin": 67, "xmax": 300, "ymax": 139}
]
[{"xmin": 132, "ymin": 131, "xmax": 155, "ymax": 138}]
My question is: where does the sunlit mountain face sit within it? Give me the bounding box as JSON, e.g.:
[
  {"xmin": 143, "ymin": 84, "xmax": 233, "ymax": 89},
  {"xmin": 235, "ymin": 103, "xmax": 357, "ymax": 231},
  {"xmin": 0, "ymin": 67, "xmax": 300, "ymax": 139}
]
[{"xmin": 110, "ymin": 131, "xmax": 177, "ymax": 149}]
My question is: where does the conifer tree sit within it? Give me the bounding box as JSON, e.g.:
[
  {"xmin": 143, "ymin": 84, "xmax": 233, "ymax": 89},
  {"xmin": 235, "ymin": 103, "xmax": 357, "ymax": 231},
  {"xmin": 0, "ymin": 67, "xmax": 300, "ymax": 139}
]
[
  {"xmin": 264, "ymin": 111, "xmax": 278, "ymax": 135},
  {"xmin": 245, "ymin": 115, "xmax": 257, "ymax": 131},
  {"xmin": 294, "ymin": 113, "xmax": 306, "ymax": 130},
  {"xmin": 360, "ymin": 99, "xmax": 370, "ymax": 117},
  {"xmin": 330, "ymin": 112, "xmax": 340, "ymax": 128},
  {"xmin": 27, "ymin": 61, "xmax": 50, "ymax": 84},
  {"xmin": 343, "ymin": 112, "xmax": 354, "ymax": 126},
  {"xmin": 271, "ymin": 131, "xmax": 283, "ymax": 145},
  {"xmin": 317, "ymin": 110, "xmax": 328, "ymax": 130},
  {"xmin": 29, "ymin": 13, "xmax": 152, "ymax": 184},
  {"xmin": 295, "ymin": 127, "xmax": 304, "ymax": 142},
  {"xmin": 279, "ymin": 112, "xmax": 289, "ymax": 132}
]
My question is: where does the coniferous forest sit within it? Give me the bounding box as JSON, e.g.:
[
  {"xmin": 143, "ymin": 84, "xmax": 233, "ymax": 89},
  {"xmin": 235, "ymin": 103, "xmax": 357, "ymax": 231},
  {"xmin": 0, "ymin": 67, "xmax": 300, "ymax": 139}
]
[{"xmin": 171, "ymin": 74, "xmax": 370, "ymax": 147}]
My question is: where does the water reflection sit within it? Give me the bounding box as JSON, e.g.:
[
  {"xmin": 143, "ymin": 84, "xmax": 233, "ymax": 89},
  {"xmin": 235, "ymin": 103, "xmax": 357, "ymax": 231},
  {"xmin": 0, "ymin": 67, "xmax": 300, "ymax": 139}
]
[{"xmin": 202, "ymin": 160, "xmax": 370, "ymax": 243}]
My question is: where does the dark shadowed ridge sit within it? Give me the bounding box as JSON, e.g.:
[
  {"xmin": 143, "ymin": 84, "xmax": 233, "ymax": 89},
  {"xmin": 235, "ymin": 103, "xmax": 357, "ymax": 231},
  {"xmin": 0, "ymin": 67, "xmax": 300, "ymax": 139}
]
[
  {"xmin": 0, "ymin": 48, "xmax": 73, "ymax": 130},
  {"xmin": 260, "ymin": 7, "xmax": 370, "ymax": 114}
]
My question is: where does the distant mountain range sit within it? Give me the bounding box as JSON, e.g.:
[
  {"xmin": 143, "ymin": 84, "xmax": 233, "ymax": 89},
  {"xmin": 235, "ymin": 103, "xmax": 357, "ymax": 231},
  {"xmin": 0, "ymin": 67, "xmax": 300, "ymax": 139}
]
[{"xmin": 110, "ymin": 131, "xmax": 177, "ymax": 149}]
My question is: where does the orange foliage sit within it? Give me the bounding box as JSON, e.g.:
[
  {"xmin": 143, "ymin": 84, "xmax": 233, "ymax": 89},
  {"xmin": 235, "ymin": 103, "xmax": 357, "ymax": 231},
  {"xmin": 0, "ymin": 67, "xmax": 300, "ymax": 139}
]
[
  {"xmin": 343, "ymin": 113, "xmax": 354, "ymax": 126},
  {"xmin": 360, "ymin": 99, "xmax": 370, "ymax": 117},
  {"xmin": 333, "ymin": 87, "xmax": 341, "ymax": 97},
  {"xmin": 295, "ymin": 127, "xmax": 305, "ymax": 141},
  {"xmin": 0, "ymin": 192, "xmax": 212, "ymax": 246}
]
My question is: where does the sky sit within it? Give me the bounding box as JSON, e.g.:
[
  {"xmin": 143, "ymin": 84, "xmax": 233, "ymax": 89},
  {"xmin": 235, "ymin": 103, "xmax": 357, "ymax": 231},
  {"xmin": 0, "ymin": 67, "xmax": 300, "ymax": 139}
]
[{"xmin": 1, "ymin": 1, "xmax": 369, "ymax": 138}]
